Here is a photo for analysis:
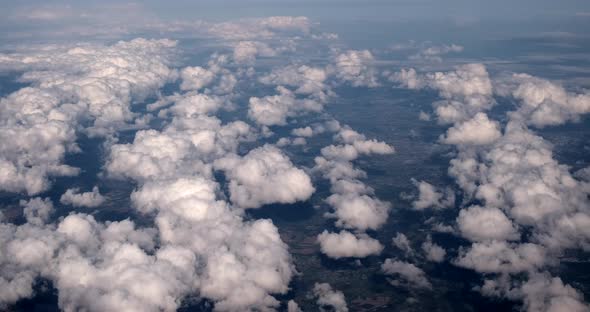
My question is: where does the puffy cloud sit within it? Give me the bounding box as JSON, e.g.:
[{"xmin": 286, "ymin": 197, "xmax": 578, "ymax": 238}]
[
  {"xmin": 325, "ymin": 193, "xmax": 390, "ymax": 231},
  {"xmin": 332, "ymin": 50, "xmax": 379, "ymax": 87},
  {"xmin": 214, "ymin": 144, "xmax": 314, "ymax": 209},
  {"xmin": 422, "ymin": 236, "xmax": 446, "ymax": 262},
  {"xmin": 160, "ymin": 93, "xmax": 225, "ymax": 118},
  {"xmin": 430, "ymin": 64, "xmax": 495, "ymax": 124},
  {"xmin": 520, "ymin": 274, "xmax": 589, "ymax": 312},
  {"xmin": 0, "ymin": 271, "xmax": 35, "ymax": 305},
  {"xmin": 129, "ymin": 176, "xmax": 296, "ymax": 311},
  {"xmin": 99, "ymin": 68, "xmax": 298, "ymax": 310},
  {"xmin": 391, "ymin": 64, "xmax": 494, "ymax": 124},
  {"xmin": 313, "ymin": 156, "xmax": 366, "ymax": 183},
  {"xmin": 457, "ymin": 206, "xmax": 519, "ymax": 242},
  {"xmin": 479, "ymin": 273, "xmax": 589, "ymax": 312},
  {"xmin": 291, "ymin": 126, "xmax": 314, "ymax": 137},
  {"xmin": 455, "ymin": 241, "xmax": 546, "ymax": 274},
  {"xmin": 320, "ymin": 140, "xmax": 394, "ymax": 162},
  {"xmin": 388, "ymin": 68, "xmax": 422, "ymax": 89},
  {"xmin": 276, "ymin": 137, "xmax": 307, "ymax": 147},
  {"xmin": 0, "ymin": 89, "xmax": 79, "ymax": 195},
  {"xmin": 441, "ymin": 113, "xmax": 502, "ymax": 146},
  {"xmin": 106, "ymin": 115, "xmax": 252, "ymax": 182},
  {"xmin": 479, "ymin": 122, "xmax": 588, "ymax": 226},
  {"xmin": 109, "ymin": 175, "xmax": 295, "ymax": 311},
  {"xmin": 0, "ymin": 213, "xmax": 200, "ymax": 311},
  {"xmin": 248, "ymin": 86, "xmax": 324, "ymax": 126},
  {"xmin": 312, "ymin": 283, "xmax": 348, "ymax": 312},
  {"xmin": 6, "ymin": 39, "xmax": 178, "ymax": 134},
  {"xmin": 574, "ymin": 166, "xmax": 590, "ymax": 182},
  {"xmin": 320, "ymin": 127, "xmax": 394, "ymax": 162},
  {"xmin": 131, "ymin": 177, "xmax": 225, "ymax": 219},
  {"xmin": 287, "ymin": 300, "xmax": 302, "ymax": 312},
  {"xmin": 259, "ymin": 65, "xmax": 331, "ymax": 101},
  {"xmin": 232, "ymin": 41, "xmax": 277, "ymax": 64},
  {"xmin": 51, "ymin": 224, "xmax": 193, "ymax": 312},
  {"xmin": 411, "ymin": 179, "xmax": 455, "ymax": 210},
  {"xmin": 390, "ymin": 49, "xmax": 590, "ymax": 309},
  {"xmin": 21, "ymin": 197, "xmax": 53, "ymax": 226},
  {"xmin": 179, "ymin": 66, "xmax": 215, "ymax": 91},
  {"xmin": 441, "ymin": 111, "xmax": 589, "ymax": 300},
  {"xmin": 317, "ymin": 230, "xmax": 383, "ymax": 259},
  {"xmin": 392, "ymin": 233, "xmax": 414, "ymax": 256},
  {"xmin": 428, "ymin": 64, "xmax": 493, "ymax": 106},
  {"xmin": 446, "ymin": 120, "xmax": 590, "ymax": 251},
  {"xmin": 0, "ymin": 38, "xmax": 178, "ymax": 194},
  {"xmin": 381, "ymin": 259, "xmax": 432, "ymax": 289},
  {"xmin": 313, "ymin": 126, "xmax": 393, "ymax": 258},
  {"xmin": 60, "ymin": 186, "xmax": 105, "ymax": 208},
  {"xmin": 502, "ymin": 74, "xmax": 590, "ymax": 127}
]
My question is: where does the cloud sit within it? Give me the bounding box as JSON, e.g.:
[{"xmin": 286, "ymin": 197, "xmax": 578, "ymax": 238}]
[
  {"xmin": 112, "ymin": 177, "xmax": 295, "ymax": 311},
  {"xmin": 325, "ymin": 193, "xmax": 390, "ymax": 231},
  {"xmin": 96, "ymin": 52, "xmax": 306, "ymax": 309},
  {"xmin": 501, "ymin": 74, "xmax": 590, "ymax": 127},
  {"xmin": 214, "ymin": 144, "xmax": 315, "ymax": 209},
  {"xmin": 455, "ymin": 241, "xmax": 546, "ymax": 274},
  {"xmin": 0, "ymin": 39, "xmax": 177, "ymax": 195},
  {"xmin": 60, "ymin": 186, "xmax": 106, "ymax": 208},
  {"xmin": 411, "ymin": 179, "xmax": 455, "ymax": 210},
  {"xmin": 419, "ymin": 111, "xmax": 432, "ymax": 121},
  {"xmin": 159, "ymin": 93, "xmax": 225, "ymax": 118},
  {"xmin": 422, "ymin": 236, "xmax": 446, "ymax": 262},
  {"xmin": 259, "ymin": 65, "xmax": 331, "ymax": 101},
  {"xmin": 2, "ymin": 4, "xmax": 315, "ymax": 42},
  {"xmin": 312, "ymin": 125, "xmax": 393, "ymax": 258},
  {"xmin": 8, "ymin": 39, "xmax": 178, "ymax": 135},
  {"xmin": 21, "ymin": 197, "xmax": 54, "ymax": 226},
  {"xmin": 312, "ymin": 283, "xmax": 349, "ymax": 312},
  {"xmin": 317, "ymin": 230, "xmax": 383, "ymax": 259},
  {"xmin": 128, "ymin": 176, "xmax": 296, "ymax": 311},
  {"xmin": 248, "ymin": 86, "xmax": 324, "ymax": 126},
  {"xmin": 520, "ymin": 273, "xmax": 589, "ymax": 312},
  {"xmin": 0, "ymin": 213, "xmax": 197, "ymax": 311},
  {"xmin": 392, "ymin": 233, "xmax": 414, "ymax": 256},
  {"xmin": 441, "ymin": 113, "xmax": 502, "ymax": 146},
  {"xmin": 389, "ymin": 68, "xmax": 422, "ymax": 89},
  {"xmin": 287, "ymin": 300, "xmax": 302, "ymax": 312},
  {"xmin": 291, "ymin": 126, "xmax": 314, "ymax": 137},
  {"xmin": 106, "ymin": 115, "xmax": 253, "ymax": 183},
  {"xmin": 390, "ymin": 64, "xmax": 494, "ymax": 124},
  {"xmin": 457, "ymin": 206, "xmax": 519, "ymax": 242},
  {"xmin": 232, "ymin": 41, "xmax": 277, "ymax": 64},
  {"xmin": 393, "ymin": 60, "xmax": 590, "ymax": 309},
  {"xmin": 320, "ymin": 127, "xmax": 394, "ymax": 162},
  {"xmin": 332, "ymin": 50, "xmax": 379, "ymax": 87},
  {"xmin": 389, "ymin": 41, "xmax": 463, "ymax": 62},
  {"xmin": 0, "ymin": 88, "xmax": 79, "ymax": 195},
  {"xmin": 381, "ymin": 259, "xmax": 432, "ymax": 289},
  {"xmin": 179, "ymin": 66, "xmax": 215, "ymax": 91},
  {"xmin": 409, "ymin": 43, "xmax": 464, "ymax": 62},
  {"xmin": 208, "ymin": 16, "xmax": 311, "ymax": 40}
]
